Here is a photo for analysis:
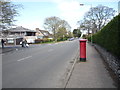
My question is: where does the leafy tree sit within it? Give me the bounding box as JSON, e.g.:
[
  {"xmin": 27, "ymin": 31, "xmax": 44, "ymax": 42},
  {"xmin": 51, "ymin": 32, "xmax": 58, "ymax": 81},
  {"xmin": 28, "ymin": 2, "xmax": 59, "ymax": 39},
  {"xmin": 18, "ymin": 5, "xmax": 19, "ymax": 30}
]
[
  {"xmin": 56, "ymin": 27, "xmax": 67, "ymax": 40},
  {"xmin": 73, "ymin": 29, "xmax": 81, "ymax": 37},
  {"xmin": 0, "ymin": 0, "xmax": 22, "ymax": 30},
  {"xmin": 67, "ymin": 31, "xmax": 73, "ymax": 38}
]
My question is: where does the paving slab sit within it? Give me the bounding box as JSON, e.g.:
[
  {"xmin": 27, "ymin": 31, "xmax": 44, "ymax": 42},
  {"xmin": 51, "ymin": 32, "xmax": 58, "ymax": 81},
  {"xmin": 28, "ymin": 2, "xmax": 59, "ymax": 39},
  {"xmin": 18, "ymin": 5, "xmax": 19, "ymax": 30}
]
[{"xmin": 66, "ymin": 43, "xmax": 117, "ymax": 88}]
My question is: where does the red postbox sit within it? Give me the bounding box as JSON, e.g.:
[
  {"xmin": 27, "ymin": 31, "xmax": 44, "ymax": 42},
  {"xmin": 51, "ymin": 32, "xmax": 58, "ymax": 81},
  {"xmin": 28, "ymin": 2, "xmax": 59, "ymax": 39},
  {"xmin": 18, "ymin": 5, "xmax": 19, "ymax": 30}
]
[{"xmin": 79, "ymin": 39, "xmax": 87, "ymax": 62}]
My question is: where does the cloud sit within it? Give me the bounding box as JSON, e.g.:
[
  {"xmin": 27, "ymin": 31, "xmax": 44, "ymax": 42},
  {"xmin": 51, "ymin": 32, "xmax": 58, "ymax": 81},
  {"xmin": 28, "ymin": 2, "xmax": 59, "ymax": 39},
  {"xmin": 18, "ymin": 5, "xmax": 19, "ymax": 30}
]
[
  {"xmin": 54, "ymin": 0, "xmax": 119, "ymax": 30},
  {"xmin": 11, "ymin": 0, "xmax": 119, "ymax": 2},
  {"xmin": 58, "ymin": 1, "xmax": 80, "ymax": 11},
  {"xmin": 56, "ymin": 0, "xmax": 91, "ymax": 30}
]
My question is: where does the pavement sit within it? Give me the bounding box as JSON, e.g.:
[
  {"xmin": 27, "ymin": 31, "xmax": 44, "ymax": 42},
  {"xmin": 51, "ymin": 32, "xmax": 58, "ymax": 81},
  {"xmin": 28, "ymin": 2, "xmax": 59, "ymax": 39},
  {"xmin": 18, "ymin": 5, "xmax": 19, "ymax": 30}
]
[{"xmin": 65, "ymin": 43, "xmax": 117, "ymax": 88}]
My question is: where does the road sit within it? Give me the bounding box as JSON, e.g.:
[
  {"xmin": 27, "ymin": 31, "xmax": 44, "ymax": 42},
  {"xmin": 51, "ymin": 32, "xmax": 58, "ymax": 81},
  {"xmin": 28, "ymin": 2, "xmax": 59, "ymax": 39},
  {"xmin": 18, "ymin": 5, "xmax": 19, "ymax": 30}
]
[{"xmin": 2, "ymin": 39, "xmax": 79, "ymax": 88}]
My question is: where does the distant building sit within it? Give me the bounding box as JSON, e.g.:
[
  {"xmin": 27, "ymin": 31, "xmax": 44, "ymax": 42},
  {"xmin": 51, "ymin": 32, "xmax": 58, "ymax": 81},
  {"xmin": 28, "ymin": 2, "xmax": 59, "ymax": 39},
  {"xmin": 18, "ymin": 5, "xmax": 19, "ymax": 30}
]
[{"xmin": 36, "ymin": 28, "xmax": 53, "ymax": 39}]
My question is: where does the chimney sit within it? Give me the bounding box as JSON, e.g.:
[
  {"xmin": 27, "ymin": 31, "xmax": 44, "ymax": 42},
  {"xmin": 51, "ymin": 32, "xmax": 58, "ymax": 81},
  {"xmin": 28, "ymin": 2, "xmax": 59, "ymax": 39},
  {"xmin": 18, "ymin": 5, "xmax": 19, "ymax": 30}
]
[{"xmin": 36, "ymin": 28, "xmax": 40, "ymax": 30}]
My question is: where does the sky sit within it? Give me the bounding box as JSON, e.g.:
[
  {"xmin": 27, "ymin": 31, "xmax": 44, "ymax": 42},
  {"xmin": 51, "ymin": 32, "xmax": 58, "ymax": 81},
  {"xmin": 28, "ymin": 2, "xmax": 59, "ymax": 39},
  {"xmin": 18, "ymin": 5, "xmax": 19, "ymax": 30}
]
[{"xmin": 11, "ymin": 0, "xmax": 119, "ymax": 31}]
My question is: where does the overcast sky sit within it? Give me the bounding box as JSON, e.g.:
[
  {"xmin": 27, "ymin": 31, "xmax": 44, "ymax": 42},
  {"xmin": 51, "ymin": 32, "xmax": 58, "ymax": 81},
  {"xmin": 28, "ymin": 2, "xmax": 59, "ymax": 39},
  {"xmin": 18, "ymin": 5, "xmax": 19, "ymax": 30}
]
[{"xmin": 12, "ymin": 0, "xmax": 119, "ymax": 31}]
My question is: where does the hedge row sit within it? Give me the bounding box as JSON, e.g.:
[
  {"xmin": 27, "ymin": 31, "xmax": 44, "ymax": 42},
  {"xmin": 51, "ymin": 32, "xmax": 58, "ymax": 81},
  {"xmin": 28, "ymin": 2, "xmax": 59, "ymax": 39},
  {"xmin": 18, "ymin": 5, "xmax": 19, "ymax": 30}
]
[
  {"xmin": 35, "ymin": 38, "xmax": 54, "ymax": 43},
  {"xmin": 88, "ymin": 14, "xmax": 120, "ymax": 58}
]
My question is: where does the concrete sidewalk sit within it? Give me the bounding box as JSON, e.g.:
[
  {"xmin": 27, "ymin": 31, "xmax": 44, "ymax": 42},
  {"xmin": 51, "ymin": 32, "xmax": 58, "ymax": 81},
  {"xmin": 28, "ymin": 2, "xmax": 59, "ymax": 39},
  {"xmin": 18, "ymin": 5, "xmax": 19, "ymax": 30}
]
[{"xmin": 66, "ymin": 43, "xmax": 117, "ymax": 88}]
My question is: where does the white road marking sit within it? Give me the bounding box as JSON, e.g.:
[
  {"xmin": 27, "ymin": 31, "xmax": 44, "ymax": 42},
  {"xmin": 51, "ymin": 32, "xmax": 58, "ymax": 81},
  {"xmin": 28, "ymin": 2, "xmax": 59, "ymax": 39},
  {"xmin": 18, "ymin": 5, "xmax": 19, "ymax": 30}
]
[{"xmin": 17, "ymin": 56, "xmax": 32, "ymax": 62}]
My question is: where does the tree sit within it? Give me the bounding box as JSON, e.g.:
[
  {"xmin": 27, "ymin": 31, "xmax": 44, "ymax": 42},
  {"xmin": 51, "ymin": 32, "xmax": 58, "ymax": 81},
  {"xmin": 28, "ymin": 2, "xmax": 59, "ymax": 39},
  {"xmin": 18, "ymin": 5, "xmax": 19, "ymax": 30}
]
[
  {"xmin": 59, "ymin": 20, "xmax": 71, "ymax": 31},
  {"xmin": 67, "ymin": 31, "xmax": 73, "ymax": 38},
  {"xmin": 0, "ymin": 0, "xmax": 21, "ymax": 30},
  {"xmin": 73, "ymin": 29, "xmax": 81, "ymax": 37},
  {"xmin": 43, "ymin": 16, "xmax": 71, "ymax": 41},
  {"xmin": 78, "ymin": 20, "xmax": 91, "ymax": 36},
  {"xmin": 44, "ymin": 16, "xmax": 61, "ymax": 41},
  {"xmin": 79, "ymin": 5, "xmax": 116, "ymax": 34},
  {"xmin": 56, "ymin": 27, "xmax": 67, "ymax": 40}
]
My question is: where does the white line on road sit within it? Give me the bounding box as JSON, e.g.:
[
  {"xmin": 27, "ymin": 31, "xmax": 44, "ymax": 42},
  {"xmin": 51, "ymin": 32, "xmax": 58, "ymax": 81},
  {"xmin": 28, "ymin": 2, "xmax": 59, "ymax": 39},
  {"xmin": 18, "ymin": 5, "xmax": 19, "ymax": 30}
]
[{"xmin": 17, "ymin": 56, "xmax": 32, "ymax": 62}]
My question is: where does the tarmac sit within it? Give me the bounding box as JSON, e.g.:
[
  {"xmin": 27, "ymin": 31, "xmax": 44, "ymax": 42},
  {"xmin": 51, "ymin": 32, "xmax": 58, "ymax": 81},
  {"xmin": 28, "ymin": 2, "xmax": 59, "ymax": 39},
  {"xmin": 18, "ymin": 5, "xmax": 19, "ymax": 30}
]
[
  {"xmin": 0, "ymin": 42, "xmax": 118, "ymax": 89},
  {"xmin": 0, "ymin": 45, "xmax": 22, "ymax": 54},
  {"xmin": 65, "ymin": 43, "xmax": 117, "ymax": 88}
]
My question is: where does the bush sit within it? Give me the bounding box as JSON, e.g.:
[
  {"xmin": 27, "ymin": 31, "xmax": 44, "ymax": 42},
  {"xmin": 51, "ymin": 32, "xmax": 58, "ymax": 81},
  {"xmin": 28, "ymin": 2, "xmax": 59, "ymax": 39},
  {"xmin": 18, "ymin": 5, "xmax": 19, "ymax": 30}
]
[
  {"xmin": 42, "ymin": 38, "xmax": 53, "ymax": 43},
  {"xmin": 57, "ymin": 38, "xmax": 63, "ymax": 41},
  {"xmin": 88, "ymin": 14, "xmax": 120, "ymax": 58},
  {"xmin": 35, "ymin": 39, "xmax": 43, "ymax": 43},
  {"xmin": 57, "ymin": 37, "xmax": 68, "ymax": 42},
  {"xmin": 35, "ymin": 38, "xmax": 54, "ymax": 43}
]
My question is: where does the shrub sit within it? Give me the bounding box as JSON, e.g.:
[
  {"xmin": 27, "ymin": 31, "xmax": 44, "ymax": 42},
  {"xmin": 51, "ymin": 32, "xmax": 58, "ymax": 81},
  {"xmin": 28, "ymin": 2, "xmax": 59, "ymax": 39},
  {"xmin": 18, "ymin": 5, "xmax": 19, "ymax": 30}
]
[
  {"xmin": 42, "ymin": 38, "xmax": 53, "ymax": 43},
  {"xmin": 35, "ymin": 39, "xmax": 43, "ymax": 43},
  {"xmin": 88, "ymin": 14, "xmax": 120, "ymax": 58}
]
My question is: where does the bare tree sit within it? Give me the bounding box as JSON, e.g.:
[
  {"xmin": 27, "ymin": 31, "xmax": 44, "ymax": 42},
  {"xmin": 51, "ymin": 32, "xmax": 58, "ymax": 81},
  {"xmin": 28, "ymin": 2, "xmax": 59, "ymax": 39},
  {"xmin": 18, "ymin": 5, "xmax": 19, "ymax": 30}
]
[
  {"xmin": 80, "ymin": 5, "xmax": 116, "ymax": 34},
  {"xmin": 59, "ymin": 20, "xmax": 71, "ymax": 31},
  {"xmin": 44, "ymin": 16, "xmax": 61, "ymax": 41},
  {"xmin": 0, "ymin": 0, "xmax": 22, "ymax": 31},
  {"xmin": 43, "ymin": 16, "xmax": 71, "ymax": 41},
  {"xmin": 78, "ymin": 19, "xmax": 91, "ymax": 36}
]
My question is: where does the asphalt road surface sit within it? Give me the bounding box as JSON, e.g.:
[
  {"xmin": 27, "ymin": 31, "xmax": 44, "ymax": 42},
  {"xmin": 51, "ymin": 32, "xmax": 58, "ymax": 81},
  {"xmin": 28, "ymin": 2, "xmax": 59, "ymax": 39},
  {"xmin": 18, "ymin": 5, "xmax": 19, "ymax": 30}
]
[{"xmin": 2, "ymin": 40, "xmax": 79, "ymax": 88}]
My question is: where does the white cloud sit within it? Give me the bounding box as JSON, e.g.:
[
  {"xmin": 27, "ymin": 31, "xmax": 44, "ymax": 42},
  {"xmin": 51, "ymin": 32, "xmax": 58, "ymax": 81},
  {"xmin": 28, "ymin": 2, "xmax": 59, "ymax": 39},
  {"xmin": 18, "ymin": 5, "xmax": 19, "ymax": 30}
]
[
  {"xmin": 11, "ymin": 0, "xmax": 119, "ymax": 2},
  {"xmin": 58, "ymin": 1, "xmax": 80, "ymax": 11},
  {"xmin": 56, "ymin": 0, "xmax": 91, "ymax": 30},
  {"xmin": 54, "ymin": 0, "xmax": 119, "ymax": 30}
]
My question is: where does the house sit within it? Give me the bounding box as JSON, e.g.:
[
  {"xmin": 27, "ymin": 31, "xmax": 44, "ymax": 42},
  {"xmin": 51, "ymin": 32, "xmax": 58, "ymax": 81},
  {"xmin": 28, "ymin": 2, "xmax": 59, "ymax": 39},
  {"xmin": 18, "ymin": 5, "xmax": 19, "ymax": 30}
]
[
  {"xmin": 1, "ymin": 27, "xmax": 53, "ymax": 45},
  {"xmin": 36, "ymin": 28, "xmax": 53, "ymax": 39},
  {"xmin": 3, "ymin": 26, "xmax": 37, "ymax": 44}
]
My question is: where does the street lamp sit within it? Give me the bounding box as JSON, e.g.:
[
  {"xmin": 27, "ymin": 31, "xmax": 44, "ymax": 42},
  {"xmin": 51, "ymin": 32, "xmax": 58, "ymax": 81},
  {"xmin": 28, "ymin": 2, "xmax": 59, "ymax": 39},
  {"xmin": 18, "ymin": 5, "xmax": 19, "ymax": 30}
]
[
  {"xmin": 80, "ymin": 4, "xmax": 84, "ymax": 6},
  {"xmin": 79, "ymin": 3, "xmax": 93, "ymax": 45}
]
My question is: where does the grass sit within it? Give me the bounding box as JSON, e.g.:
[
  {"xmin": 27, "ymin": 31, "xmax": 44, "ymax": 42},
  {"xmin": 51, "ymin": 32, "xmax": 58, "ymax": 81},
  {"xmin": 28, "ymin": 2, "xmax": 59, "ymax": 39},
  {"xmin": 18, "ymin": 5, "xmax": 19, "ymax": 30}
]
[{"xmin": 32, "ymin": 40, "xmax": 67, "ymax": 45}]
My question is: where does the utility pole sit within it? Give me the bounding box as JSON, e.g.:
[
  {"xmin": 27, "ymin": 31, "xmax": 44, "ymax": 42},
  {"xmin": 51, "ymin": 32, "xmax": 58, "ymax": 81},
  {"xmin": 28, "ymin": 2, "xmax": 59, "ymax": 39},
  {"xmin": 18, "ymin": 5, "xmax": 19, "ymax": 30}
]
[
  {"xmin": 80, "ymin": 3, "xmax": 93, "ymax": 45},
  {"xmin": 118, "ymin": 1, "xmax": 120, "ymax": 14}
]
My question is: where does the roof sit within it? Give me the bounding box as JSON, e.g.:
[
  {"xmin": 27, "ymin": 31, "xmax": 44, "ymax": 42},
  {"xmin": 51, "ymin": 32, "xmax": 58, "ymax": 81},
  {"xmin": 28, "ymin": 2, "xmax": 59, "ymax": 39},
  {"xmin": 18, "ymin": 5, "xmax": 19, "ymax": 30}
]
[
  {"xmin": 8, "ymin": 26, "xmax": 36, "ymax": 33},
  {"xmin": 39, "ymin": 30, "xmax": 50, "ymax": 36},
  {"xmin": 36, "ymin": 28, "xmax": 52, "ymax": 37}
]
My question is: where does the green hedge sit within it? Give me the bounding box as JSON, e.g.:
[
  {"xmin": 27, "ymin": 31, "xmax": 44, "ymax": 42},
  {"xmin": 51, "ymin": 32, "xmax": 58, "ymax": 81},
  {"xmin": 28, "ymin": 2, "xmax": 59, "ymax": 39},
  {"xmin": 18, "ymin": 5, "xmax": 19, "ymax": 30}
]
[
  {"xmin": 88, "ymin": 14, "xmax": 120, "ymax": 58},
  {"xmin": 35, "ymin": 38, "xmax": 54, "ymax": 43}
]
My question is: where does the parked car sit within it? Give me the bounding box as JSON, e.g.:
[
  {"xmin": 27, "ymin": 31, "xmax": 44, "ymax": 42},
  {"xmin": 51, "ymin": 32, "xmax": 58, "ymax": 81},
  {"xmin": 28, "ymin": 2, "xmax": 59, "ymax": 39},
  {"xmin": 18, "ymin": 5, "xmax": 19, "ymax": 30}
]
[
  {"xmin": 68, "ymin": 38, "xmax": 74, "ymax": 41},
  {"xmin": 7, "ymin": 38, "xmax": 14, "ymax": 44}
]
